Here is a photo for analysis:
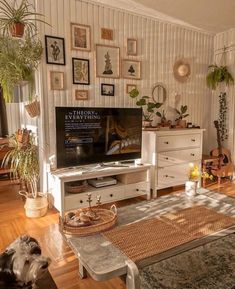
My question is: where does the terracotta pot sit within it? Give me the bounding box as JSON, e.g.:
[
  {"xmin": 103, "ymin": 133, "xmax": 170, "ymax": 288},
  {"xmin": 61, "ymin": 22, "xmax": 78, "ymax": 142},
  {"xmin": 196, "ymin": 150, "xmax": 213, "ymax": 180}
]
[
  {"xmin": 25, "ymin": 100, "xmax": 40, "ymax": 118},
  {"xmin": 178, "ymin": 119, "xmax": 187, "ymax": 128},
  {"xmin": 142, "ymin": 120, "xmax": 152, "ymax": 127},
  {"xmin": 10, "ymin": 22, "xmax": 25, "ymax": 38}
]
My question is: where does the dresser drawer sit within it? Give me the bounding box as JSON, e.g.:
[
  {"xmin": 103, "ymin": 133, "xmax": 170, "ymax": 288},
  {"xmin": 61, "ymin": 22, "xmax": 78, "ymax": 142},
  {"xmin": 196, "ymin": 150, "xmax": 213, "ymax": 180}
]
[
  {"xmin": 158, "ymin": 148, "xmax": 201, "ymax": 166},
  {"xmin": 157, "ymin": 162, "xmax": 200, "ymax": 189},
  {"xmin": 65, "ymin": 192, "xmax": 96, "ymax": 210},
  {"xmin": 157, "ymin": 133, "xmax": 201, "ymax": 151},
  {"xmin": 125, "ymin": 181, "xmax": 150, "ymax": 198}
]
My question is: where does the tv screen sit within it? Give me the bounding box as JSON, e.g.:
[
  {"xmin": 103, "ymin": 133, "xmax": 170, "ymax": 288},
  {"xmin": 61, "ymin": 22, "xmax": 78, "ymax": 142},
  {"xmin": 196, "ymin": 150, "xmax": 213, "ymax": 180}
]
[{"xmin": 55, "ymin": 107, "xmax": 142, "ymax": 169}]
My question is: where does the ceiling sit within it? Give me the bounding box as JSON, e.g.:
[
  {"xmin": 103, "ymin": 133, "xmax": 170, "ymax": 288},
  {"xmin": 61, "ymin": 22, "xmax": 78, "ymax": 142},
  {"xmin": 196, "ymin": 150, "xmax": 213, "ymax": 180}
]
[{"xmin": 132, "ymin": 0, "xmax": 235, "ymax": 33}]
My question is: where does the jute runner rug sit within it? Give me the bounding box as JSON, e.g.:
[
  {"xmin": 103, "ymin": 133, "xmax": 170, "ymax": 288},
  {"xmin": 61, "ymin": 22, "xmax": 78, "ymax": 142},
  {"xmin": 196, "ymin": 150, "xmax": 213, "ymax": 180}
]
[{"xmin": 103, "ymin": 206, "xmax": 235, "ymax": 263}]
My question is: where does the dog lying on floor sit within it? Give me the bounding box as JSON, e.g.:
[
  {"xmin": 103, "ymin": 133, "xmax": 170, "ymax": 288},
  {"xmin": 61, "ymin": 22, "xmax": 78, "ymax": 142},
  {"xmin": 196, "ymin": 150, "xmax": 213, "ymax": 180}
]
[{"xmin": 0, "ymin": 235, "xmax": 51, "ymax": 289}]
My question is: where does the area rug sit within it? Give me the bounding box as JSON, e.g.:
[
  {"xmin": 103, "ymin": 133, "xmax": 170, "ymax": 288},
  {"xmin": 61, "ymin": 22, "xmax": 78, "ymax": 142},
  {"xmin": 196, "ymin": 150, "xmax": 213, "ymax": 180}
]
[
  {"xmin": 140, "ymin": 233, "xmax": 235, "ymax": 289},
  {"xmin": 103, "ymin": 206, "xmax": 235, "ymax": 263}
]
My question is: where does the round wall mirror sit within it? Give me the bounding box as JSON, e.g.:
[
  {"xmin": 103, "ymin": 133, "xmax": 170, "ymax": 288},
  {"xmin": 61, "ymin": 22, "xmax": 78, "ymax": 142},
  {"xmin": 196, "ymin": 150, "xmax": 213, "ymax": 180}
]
[
  {"xmin": 173, "ymin": 59, "xmax": 191, "ymax": 82},
  {"xmin": 152, "ymin": 83, "xmax": 167, "ymax": 104}
]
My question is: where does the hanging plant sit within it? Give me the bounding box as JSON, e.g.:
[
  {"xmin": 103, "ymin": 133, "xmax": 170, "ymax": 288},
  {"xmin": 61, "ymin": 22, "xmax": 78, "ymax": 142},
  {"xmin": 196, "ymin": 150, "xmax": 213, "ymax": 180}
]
[
  {"xmin": 206, "ymin": 64, "xmax": 234, "ymax": 90},
  {"xmin": 218, "ymin": 92, "xmax": 228, "ymax": 142}
]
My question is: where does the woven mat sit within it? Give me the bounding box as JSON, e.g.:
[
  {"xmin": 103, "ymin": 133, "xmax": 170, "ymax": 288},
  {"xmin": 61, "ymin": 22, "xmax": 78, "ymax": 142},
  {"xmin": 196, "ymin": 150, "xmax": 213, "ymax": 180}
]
[{"xmin": 103, "ymin": 206, "xmax": 235, "ymax": 263}]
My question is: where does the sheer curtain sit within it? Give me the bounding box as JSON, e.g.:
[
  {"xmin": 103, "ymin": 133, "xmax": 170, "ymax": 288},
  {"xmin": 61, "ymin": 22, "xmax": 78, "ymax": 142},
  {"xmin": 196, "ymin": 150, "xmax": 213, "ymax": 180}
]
[{"xmin": 0, "ymin": 87, "xmax": 8, "ymax": 137}]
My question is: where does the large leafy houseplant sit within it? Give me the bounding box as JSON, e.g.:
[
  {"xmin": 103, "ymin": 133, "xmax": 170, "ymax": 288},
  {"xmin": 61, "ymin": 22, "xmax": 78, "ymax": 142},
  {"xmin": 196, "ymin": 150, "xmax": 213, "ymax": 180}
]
[
  {"xmin": 2, "ymin": 129, "xmax": 39, "ymax": 198},
  {"xmin": 0, "ymin": 0, "xmax": 48, "ymax": 37},
  {"xmin": 0, "ymin": 35, "xmax": 43, "ymax": 102},
  {"xmin": 206, "ymin": 65, "xmax": 234, "ymax": 90},
  {"xmin": 129, "ymin": 88, "xmax": 162, "ymax": 123}
]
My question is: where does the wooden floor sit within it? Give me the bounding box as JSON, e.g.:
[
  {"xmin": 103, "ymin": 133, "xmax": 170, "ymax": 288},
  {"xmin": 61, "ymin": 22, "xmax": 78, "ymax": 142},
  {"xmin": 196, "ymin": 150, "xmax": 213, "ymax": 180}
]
[{"xmin": 0, "ymin": 177, "xmax": 234, "ymax": 289}]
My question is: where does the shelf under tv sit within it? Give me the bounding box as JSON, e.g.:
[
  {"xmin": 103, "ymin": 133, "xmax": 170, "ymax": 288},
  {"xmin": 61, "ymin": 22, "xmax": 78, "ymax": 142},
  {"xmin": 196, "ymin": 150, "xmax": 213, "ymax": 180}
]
[{"xmin": 48, "ymin": 163, "xmax": 151, "ymax": 218}]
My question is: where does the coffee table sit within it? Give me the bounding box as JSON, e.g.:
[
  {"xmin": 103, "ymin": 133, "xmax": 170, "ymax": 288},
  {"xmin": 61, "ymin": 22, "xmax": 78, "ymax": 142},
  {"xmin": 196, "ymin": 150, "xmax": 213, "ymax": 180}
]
[{"xmin": 64, "ymin": 190, "xmax": 235, "ymax": 289}]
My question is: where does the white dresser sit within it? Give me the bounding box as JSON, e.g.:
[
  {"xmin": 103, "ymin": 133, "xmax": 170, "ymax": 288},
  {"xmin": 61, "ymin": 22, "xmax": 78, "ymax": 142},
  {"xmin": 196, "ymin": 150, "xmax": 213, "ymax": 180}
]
[{"xmin": 142, "ymin": 129, "xmax": 204, "ymax": 197}]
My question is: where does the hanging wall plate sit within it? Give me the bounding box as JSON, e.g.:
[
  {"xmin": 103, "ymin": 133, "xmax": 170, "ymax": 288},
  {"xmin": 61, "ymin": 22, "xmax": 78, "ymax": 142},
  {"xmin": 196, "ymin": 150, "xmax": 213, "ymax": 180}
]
[{"xmin": 173, "ymin": 59, "xmax": 191, "ymax": 82}]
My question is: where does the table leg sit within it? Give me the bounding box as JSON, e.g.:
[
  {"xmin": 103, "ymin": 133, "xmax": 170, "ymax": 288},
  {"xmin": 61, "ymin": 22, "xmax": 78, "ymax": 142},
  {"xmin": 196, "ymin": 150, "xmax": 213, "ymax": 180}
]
[
  {"xmin": 79, "ymin": 259, "xmax": 87, "ymax": 279},
  {"xmin": 125, "ymin": 260, "xmax": 140, "ymax": 289}
]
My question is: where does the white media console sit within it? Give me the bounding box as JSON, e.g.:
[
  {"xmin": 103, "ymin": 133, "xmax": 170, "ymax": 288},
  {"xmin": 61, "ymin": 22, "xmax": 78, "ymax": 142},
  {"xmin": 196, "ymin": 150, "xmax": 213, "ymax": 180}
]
[{"xmin": 48, "ymin": 163, "xmax": 151, "ymax": 217}]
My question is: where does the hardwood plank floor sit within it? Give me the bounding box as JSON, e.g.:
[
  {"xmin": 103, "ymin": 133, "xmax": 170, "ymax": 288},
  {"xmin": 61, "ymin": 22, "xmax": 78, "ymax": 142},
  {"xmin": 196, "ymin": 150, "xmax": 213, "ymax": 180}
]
[{"xmin": 0, "ymin": 178, "xmax": 234, "ymax": 288}]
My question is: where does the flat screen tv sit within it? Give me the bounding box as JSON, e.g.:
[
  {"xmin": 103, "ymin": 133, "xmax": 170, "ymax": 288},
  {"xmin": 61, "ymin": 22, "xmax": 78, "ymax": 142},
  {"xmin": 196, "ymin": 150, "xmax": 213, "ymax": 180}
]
[{"xmin": 55, "ymin": 107, "xmax": 142, "ymax": 169}]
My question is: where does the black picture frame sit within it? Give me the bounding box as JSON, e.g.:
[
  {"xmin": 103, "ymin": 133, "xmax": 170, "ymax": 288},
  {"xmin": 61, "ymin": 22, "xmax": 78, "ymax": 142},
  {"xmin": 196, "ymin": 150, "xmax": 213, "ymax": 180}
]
[
  {"xmin": 45, "ymin": 35, "xmax": 66, "ymax": 65},
  {"xmin": 72, "ymin": 58, "xmax": 90, "ymax": 85},
  {"xmin": 101, "ymin": 83, "xmax": 115, "ymax": 96}
]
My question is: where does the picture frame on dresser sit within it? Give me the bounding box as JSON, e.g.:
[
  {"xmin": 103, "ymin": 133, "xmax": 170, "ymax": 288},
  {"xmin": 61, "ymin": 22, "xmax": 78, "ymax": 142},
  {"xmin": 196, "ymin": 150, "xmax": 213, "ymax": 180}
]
[
  {"xmin": 96, "ymin": 44, "xmax": 120, "ymax": 78},
  {"xmin": 72, "ymin": 58, "xmax": 90, "ymax": 85},
  {"xmin": 71, "ymin": 23, "xmax": 91, "ymax": 51},
  {"xmin": 122, "ymin": 59, "xmax": 141, "ymax": 80},
  {"xmin": 45, "ymin": 35, "xmax": 66, "ymax": 65}
]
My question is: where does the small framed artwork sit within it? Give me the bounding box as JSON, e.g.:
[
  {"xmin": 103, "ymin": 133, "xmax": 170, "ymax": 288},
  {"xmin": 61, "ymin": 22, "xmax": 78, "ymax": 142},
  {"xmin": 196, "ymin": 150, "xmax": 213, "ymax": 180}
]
[
  {"xmin": 122, "ymin": 59, "xmax": 141, "ymax": 80},
  {"xmin": 71, "ymin": 23, "xmax": 91, "ymax": 51},
  {"xmin": 96, "ymin": 44, "xmax": 120, "ymax": 79},
  {"xmin": 101, "ymin": 84, "xmax": 115, "ymax": 96},
  {"xmin": 75, "ymin": 90, "xmax": 89, "ymax": 100},
  {"xmin": 45, "ymin": 35, "xmax": 66, "ymax": 65},
  {"xmin": 126, "ymin": 84, "xmax": 137, "ymax": 93},
  {"xmin": 101, "ymin": 28, "xmax": 114, "ymax": 40},
  {"xmin": 72, "ymin": 58, "xmax": 90, "ymax": 85},
  {"xmin": 50, "ymin": 71, "xmax": 65, "ymax": 90},
  {"xmin": 127, "ymin": 38, "xmax": 137, "ymax": 56}
]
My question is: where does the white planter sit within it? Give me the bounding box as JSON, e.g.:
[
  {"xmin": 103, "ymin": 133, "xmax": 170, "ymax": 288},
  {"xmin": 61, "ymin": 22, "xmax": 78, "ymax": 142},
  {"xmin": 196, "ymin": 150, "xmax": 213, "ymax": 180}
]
[{"xmin": 185, "ymin": 181, "xmax": 198, "ymax": 197}]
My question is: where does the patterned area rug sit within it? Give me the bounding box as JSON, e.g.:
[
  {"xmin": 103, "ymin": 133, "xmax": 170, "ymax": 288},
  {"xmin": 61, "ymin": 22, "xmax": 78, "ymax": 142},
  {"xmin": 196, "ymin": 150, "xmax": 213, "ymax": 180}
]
[{"xmin": 140, "ymin": 233, "xmax": 235, "ymax": 289}]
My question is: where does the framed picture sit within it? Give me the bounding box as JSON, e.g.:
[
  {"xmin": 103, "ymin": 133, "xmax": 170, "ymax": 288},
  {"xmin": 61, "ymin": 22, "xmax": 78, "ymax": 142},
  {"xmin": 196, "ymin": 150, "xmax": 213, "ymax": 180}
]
[
  {"xmin": 72, "ymin": 58, "xmax": 90, "ymax": 85},
  {"xmin": 127, "ymin": 38, "xmax": 137, "ymax": 56},
  {"xmin": 75, "ymin": 90, "xmax": 89, "ymax": 100},
  {"xmin": 71, "ymin": 23, "xmax": 91, "ymax": 51},
  {"xmin": 122, "ymin": 59, "xmax": 141, "ymax": 80},
  {"xmin": 101, "ymin": 28, "xmax": 114, "ymax": 40},
  {"xmin": 101, "ymin": 84, "xmax": 115, "ymax": 96},
  {"xmin": 45, "ymin": 35, "xmax": 66, "ymax": 65},
  {"xmin": 50, "ymin": 71, "xmax": 65, "ymax": 90},
  {"xmin": 126, "ymin": 84, "xmax": 137, "ymax": 93},
  {"xmin": 96, "ymin": 44, "xmax": 120, "ymax": 78}
]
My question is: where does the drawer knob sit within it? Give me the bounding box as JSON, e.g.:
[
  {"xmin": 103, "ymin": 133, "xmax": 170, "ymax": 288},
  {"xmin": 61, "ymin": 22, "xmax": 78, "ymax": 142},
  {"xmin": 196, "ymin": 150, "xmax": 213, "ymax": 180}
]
[
  {"xmin": 164, "ymin": 174, "xmax": 175, "ymax": 179},
  {"xmin": 80, "ymin": 200, "xmax": 83, "ymax": 204},
  {"xmin": 136, "ymin": 188, "xmax": 139, "ymax": 192},
  {"xmin": 110, "ymin": 193, "xmax": 113, "ymax": 197},
  {"xmin": 191, "ymin": 139, "xmax": 196, "ymax": 142},
  {"xmin": 191, "ymin": 153, "xmax": 195, "ymax": 156},
  {"xmin": 165, "ymin": 157, "xmax": 169, "ymax": 160},
  {"xmin": 164, "ymin": 141, "xmax": 169, "ymax": 144}
]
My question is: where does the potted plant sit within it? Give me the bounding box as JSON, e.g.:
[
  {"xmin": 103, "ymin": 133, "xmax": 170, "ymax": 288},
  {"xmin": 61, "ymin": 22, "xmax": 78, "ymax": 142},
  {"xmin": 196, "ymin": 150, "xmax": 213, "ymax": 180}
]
[
  {"xmin": 0, "ymin": 0, "xmax": 49, "ymax": 37},
  {"xmin": 175, "ymin": 105, "xmax": 189, "ymax": 128},
  {"xmin": 206, "ymin": 64, "xmax": 234, "ymax": 90},
  {"xmin": 129, "ymin": 88, "xmax": 162, "ymax": 127},
  {"xmin": 0, "ymin": 35, "xmax": 43, "ymax": 103},
  {"xmin": 2, "ymin": 129, "xmax": 48, "ymax": 218}
]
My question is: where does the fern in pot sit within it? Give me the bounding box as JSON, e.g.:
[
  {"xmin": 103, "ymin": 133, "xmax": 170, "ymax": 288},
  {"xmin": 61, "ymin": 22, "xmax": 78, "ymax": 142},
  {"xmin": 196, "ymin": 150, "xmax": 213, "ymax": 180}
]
[
  {"xmin": 206, "ymin": 64, "xmax": 234, "ymax": 90},
  {"xmin": 2, "ymin": 129, "xmax": 48, "ymax": 218}
]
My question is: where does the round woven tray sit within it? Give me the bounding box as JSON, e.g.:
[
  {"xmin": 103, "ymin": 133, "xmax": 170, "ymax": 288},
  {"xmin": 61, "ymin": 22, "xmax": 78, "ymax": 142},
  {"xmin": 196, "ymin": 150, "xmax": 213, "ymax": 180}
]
[
  {"xmin": 60, "ymin": 206, "xmax": 117, "ymax": 236},
  {"xmin": 66, "ymin": 182, "xmax": 88, "ymax": 194}
]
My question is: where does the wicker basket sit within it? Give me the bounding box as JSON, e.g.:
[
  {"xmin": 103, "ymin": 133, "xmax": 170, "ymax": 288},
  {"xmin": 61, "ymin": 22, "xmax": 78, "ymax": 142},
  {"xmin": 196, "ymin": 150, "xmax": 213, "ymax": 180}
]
[
  {"xmin": 60, "ymin": 205, "xmax": 117, "ymax": 236},
  {"xmin": 66, "ymin": 181, "xmax": 88, "ymax": 194},
  {"xmin": 25, "ymin": 100, "xmax": 40, "ymax": 118}
]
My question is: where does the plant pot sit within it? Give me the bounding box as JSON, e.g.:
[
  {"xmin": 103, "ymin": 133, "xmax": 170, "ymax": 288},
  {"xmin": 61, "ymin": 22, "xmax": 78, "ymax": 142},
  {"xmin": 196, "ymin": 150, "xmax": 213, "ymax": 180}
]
[
  {"xmin": 25, "ymin": 99, "xmax": 40, "ymax": 118},
  {"xmin": 142, "ymin": 120, "xmax": 152, "ymax": 127},
  {"xmin": 178, "ymin": 119, "xmax": 187, "ymax": 128},
  {"xmin": 10, "ymin": 22, "xmax": 25, "ymax": 38},
  {"xmin": 24, "ymin": 194, "xmax": 48, "ymax": 218},
  {"xmin": 185, "ymin": 181, "xmax": 198, "ymax": 197}
]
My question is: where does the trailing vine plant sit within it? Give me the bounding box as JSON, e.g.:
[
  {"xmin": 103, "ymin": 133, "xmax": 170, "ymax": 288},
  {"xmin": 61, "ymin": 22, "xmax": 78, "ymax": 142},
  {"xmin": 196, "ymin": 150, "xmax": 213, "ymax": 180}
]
[{"xmin": 218, "ymin": 92, "xmax": 228, "ymax": 142}]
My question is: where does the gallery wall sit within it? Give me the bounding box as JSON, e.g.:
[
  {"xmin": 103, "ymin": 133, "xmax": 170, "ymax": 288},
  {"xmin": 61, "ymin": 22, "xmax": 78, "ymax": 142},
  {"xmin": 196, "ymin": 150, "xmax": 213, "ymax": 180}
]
[{"xmin": 36, "ymin": 0, "xmax": 214, "ymax": 168}]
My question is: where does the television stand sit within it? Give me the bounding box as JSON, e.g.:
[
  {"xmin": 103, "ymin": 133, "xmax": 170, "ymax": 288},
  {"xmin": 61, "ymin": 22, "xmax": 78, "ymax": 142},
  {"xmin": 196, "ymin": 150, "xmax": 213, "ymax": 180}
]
[{"xmin": 48, "ymin": 163, "xmax": 151, "ymax": 218}]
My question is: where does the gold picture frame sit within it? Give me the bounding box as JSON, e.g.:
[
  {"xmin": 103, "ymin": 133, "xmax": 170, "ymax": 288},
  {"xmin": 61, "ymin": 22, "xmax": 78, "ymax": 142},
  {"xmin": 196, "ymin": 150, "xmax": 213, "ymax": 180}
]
[
  {"xmin": 71, "ymin": 23, "xmax": 91, "ymax": 51},
  {"xmin": 96, "ymin": 44, "xmax": 120, "ymax": 79},
  {"xmin": 101, "ymin": 28, "xmax": 114, "ymax": 40},
  {"xmin": 122, "ymin": 59, "xmax": 141, "ymax": 80},
  {"xmin": 50, "ymin": 71, "xmax": 65, "ymax": 90},
  {"xmin": 127, "ymin": 38, "xmax": 137, "ymax": 56},
  {"xmin": 75, "ymin": 90, "xmax": 89, "ymax": 100}
]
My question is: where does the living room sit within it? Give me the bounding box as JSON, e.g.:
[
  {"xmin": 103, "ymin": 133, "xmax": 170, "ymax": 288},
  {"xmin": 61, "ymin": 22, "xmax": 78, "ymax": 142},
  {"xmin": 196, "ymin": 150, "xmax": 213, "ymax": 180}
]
[{"xmin": 1, "ymin": 0, "xmax": 235, "ymax": 288}]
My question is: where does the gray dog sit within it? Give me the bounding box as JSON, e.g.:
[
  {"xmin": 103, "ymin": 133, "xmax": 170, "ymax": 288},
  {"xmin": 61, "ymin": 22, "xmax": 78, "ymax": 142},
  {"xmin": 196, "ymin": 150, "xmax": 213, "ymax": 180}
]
[{"xmin": 0, "ymin": 235, "xmax": 51, "ymax": 289}]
